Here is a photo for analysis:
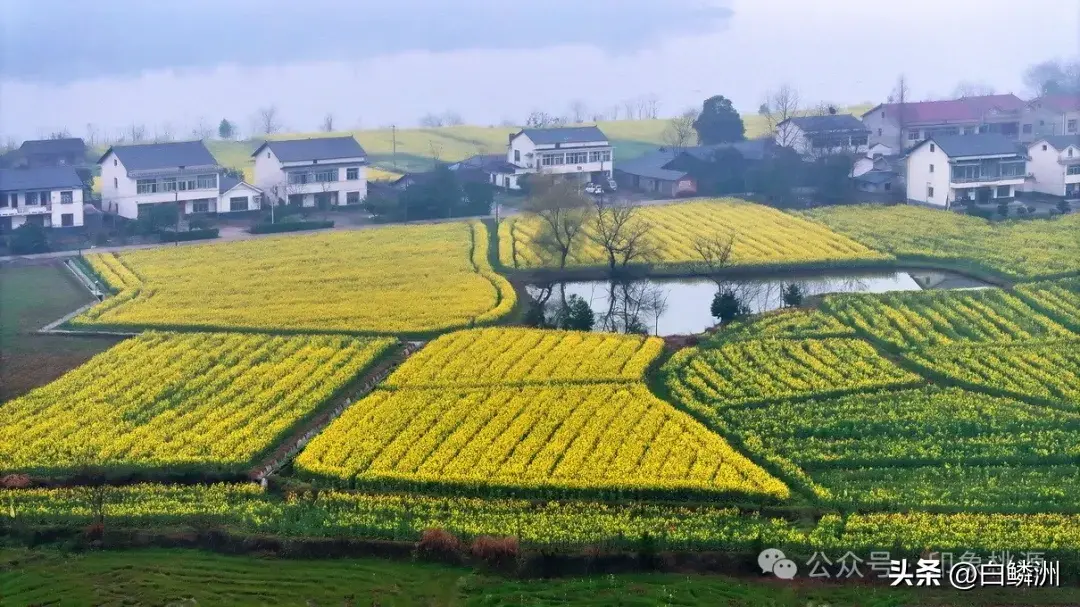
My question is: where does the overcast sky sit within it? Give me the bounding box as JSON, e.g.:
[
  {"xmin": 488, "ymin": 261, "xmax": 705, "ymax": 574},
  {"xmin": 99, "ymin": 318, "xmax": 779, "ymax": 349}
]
[{"xmin": 1, "ymin": 0, "xmax": 1077, "ymax": 140}]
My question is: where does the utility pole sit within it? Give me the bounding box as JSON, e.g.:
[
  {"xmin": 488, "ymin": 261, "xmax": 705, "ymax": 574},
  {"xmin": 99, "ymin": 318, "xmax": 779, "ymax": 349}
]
[{"xmin": 391, "ymin": 124, "xmax": 397, "ymax": 169}]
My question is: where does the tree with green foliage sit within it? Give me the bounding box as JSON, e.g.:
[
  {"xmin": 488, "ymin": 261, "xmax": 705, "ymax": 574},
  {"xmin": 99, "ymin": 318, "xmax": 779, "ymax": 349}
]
[
  {"xmin": 781, "ymin": 283, "xmax": 804, "ymax": 308},
  {"xmin": 711, "ymin": 289, "xmax": 750, "ymax": 325},
  {"xmin": 692, "ymin": 95, "xmax": 746, "ymax": 145},
  {"xmin": 217, "ymin": 118, "xmax": 235, "ymax": 140},
  {"xmin": 7, "ymin": 222, "xmax": 49, "ymax": 254},
  {"xmin": 461, "ymin": 181, "xmax": 494, "ymax": 217},
  {"xmin": 553, "ymin": 294, "xmax": 595, "ymax": 331}
]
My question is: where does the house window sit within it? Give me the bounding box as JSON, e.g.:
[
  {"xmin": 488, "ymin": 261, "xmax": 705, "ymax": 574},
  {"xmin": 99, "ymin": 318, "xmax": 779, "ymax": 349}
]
[
  {"xmin": 346, "ymin": 167, "xmax": 359, "ymax": 180},
  {"xmin": 60, "ymin": 191, "xmax": 73, "ymax": 204},
  {"xmin": 288, "ymin": 194, "xmax": 304, "ymax": 206},
  {"xmin": 884, "ymin": 182, "xmax": 891, "ymax": 191},
  {"xmin": 229, "ymin": 196, "xmax": 248, "ymax": 212},
  {"xmin": 929, "ymin": 144, "xmax": 935, "ymax": 153},
  {"xmin": 196, "ymin": 174, "xmax": 217, "ymax": 189},
  {"xmin": 61, "ymin": 213, "xmax": 74, "ymax": 227},
  {"xmin": 1070, "ymin": 149, "xmax": 1075, "ymax": 158},
  {"xmin": 191, "ymin": 200, "xmax": 211, "ymax": 213},
  {"xmin": 288, "ymin": 172, "xmax": 309, "ymax": 185},
  {"xmin": 113, "ymin": 159, "xmax": 117, "ymax": 166},
  {"xmin": 514, "ymin": 150, "xmax": 521, "ymax": 162},
  {"xmin": 541, "ymin": 153, "xmax": 564, "ymax": 166},
  {"xmin": 267, "ymin": 152, "xmax": 270, "ymax": 158},
  {"xmin": 566, "ymin": 152, "xmax": 588, "ymax": 164},
  {"xmin": 929, "ymin": 164, "xmax": 934, "ymax": 173},
  {"xmin": 907, "ymin": 130, "xmax": 920, "ymax": 141},
  {"xmin": 0, "ymin": 193, "xmax": 9, "ymax": 207},
  {"xmin": 346, "ymin": 191, "xmax": 360, "ymax": 204},
  {"xmin": 1043, "ymin": 145, "xmax": 1049, "ymax": 151},
  {"xmin": 877, "ymin": 128, "xmax": 882, "ymax": 136},
  {"xmin": 927, "ymin": 186, "xmax": 934, "ymax": 199},
  {"xmin": 880, "ymin": 111, "xmax": 885, "ymax": 118},
  {"xmin": 996, "ymin": 186, "xmax": 1011, "ymax": 198},
  {"xmin": 313, "ymin": 169, "xmax": 337, "ymax": 182},
  {"xmin": 113, "ymin": 178, "xmax": 118, "ymax": 188},
  {"xmin": 1022, "ymin": 124, "xmax": 1032, "ymax": 134},
  {"xmin": 1067, "ymin": 165, "xmax": 1080, "ymax": 175},
  {"xmin": 1069, "ymin": 119, "xmax": 1078, "ymax": 133},
  {"xmin": 160, "ymin": 178, "xmax": 177, "ymax": 192},
  {"xmin": 39, "ymin": 191, "xmax": 50, "ymax": 204},
  {"xmin": 136, "ymin": 179, "xmax": 157, "ymax": 194},
  {"xmin": 25, "ymin": 192, "xmax": 38, "ymax": 206},
  {"xmin": 588, "ymin": 150, "xmax": 612, "ymax": 163},
  {"xmin": 178, "ymin": 178, "xmax": 196, "ymax": 191},
  {"xmin": 850, "ymin": 135, "xmax": 868, "ymax": 147}
]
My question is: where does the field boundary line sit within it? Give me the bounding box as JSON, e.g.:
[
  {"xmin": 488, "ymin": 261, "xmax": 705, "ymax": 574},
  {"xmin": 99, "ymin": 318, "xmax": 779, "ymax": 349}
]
[{"xmin": 249, "ymin": 341, "xmax": 423, "ymax": 482}]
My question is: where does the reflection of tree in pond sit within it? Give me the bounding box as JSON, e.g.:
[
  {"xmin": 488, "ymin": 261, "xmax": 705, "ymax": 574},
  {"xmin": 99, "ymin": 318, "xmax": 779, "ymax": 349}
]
[{"xmin": 586, "ymin": 280, "xmax": 669, "ymax": 335}]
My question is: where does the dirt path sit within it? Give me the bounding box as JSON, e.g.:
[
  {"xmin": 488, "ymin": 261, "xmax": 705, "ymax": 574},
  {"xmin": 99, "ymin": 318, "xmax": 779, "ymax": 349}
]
[{"xmin": 247, "ymin": 341, "xmax": 422, "ymax": 482}]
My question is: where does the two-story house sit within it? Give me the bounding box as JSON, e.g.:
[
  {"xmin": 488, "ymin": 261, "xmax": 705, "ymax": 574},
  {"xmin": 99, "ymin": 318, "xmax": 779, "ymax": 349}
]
[
  {"xmin": 1026, "ymin": 135, "xmax": 1080, "ymax": 200},
  {"xmin": 863, "ymin": 94, "xmax": 1030, "ymax": 151},
  {"xmin": 0, "ymin": 167, "xmax": 86, "ymax": 231},
  {"xmin": 775, "ymin": 114, "xmax": 870, "ymax": 158},
  {"xmin": 1028, "ymin": 95, "xmax": 1080, "ymax": 138},
  {"xmin": 2, "ymin": 138, "xmax": 89, "ymax": 169},
  {"xmin": 504, "ymin": 126, "xmax": 613, "ymax": 189},
  {"xmin": 99, "ymin": 141, "xmax": 225, "ymax": 218},
  {"xmin": 905, "ymin": 134, "xmax": 1028, "ymax": 208},
  {"xmin": 252, "ymin": 137, "xmax": 368, "ymax": 207}
]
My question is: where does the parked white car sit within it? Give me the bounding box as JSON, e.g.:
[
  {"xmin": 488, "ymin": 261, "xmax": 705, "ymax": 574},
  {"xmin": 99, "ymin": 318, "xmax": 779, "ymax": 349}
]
[{"xmin": 583, "ymin": 182, "xmax": 602, "ymax": 195}]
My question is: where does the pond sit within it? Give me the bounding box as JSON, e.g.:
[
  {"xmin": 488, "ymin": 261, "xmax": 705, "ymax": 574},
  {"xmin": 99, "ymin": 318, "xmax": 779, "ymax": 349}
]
[{"xmin": 526, "ymin": 270, "xmax": 991, "ymax": 336}]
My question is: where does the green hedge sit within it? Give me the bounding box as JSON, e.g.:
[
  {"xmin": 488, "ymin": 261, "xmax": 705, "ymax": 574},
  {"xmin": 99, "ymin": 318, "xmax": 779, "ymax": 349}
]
[
  {"xmin": 249, "ymin": 220, "xmax": 335, "ymax": 234},
  {"xmin": 158, "ymin": 228, "xmax": 219, "ymax": 242}
]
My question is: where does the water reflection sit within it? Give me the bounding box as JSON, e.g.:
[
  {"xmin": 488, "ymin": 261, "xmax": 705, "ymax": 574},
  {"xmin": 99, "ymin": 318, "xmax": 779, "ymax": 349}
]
[{"xmin": 527, "ymin": 270, "xmax": 989, "ymax": 336}]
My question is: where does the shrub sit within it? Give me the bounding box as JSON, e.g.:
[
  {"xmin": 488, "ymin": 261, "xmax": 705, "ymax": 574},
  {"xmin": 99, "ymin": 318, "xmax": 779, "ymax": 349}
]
[
  {"xmin": 1059, "ymin": 199, "xmax": 1072, "ymax": 214},
  {"xmin": 249, "ymin": 220, "xmax": 334, "ymax": 234},
  {"xmin": 416, "ymin": 528, "xmax": 462, "ymax": 560},
  {"xmin": 158, "ymin": 228, "xmax": 219, "ymax": 242},
  {"xmin": 7, "ymin": 223, "xmax": 49, "ymax": 254},
  {"xmin": 469, "ymin": 535, "xmax": 519, "ymax": 567}
]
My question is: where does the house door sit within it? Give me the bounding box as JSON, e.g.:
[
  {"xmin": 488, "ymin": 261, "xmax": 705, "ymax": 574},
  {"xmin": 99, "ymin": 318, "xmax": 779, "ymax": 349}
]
[{"xmin": 977, "ymin": 187, "xmax": 992, "ymax": 203}]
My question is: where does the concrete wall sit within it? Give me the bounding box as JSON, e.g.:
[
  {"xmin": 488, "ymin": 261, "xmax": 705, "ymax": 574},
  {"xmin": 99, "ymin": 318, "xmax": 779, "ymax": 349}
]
[{"xmin": 905, "ymin": 142, "xmax": 950, "ymax": 207}]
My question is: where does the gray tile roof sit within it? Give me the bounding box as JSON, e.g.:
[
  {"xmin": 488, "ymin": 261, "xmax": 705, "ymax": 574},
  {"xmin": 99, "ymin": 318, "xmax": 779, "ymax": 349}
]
[
  {"xmin": 101, "ymin": 141, "xmax": 218, "ymax": 171},
  {"xmin": 454, "ymin": 153, "xmax": 518, "ymax": 173},
  {"xmin": 255, "ymin": 136, "xmax": 366, "ymax": 162},
  {"xmin": 682, "ymin": 139, "xmax": 772, "ymax": 162},
  {"xmin": 0, "ymin": 167, "xmax": 85, "ymax": 191},
  {"xmin": 854, "ymin": 170, "xmax": 898, "ymax": 185},
  {"xmin": 924, "ymin": 134, "xmax": 1024, "ymax": 158},
  {"xmin": 20, "ymin": 138, "xmax": 86, "ymax": 156},
  {"xmin": 219, "ymin": 174, "xmax": 241, "ymax": 194},
  {"xmin": 518, "ymin": 126, "xmax": 608, "ymax": 145},
  {"xmin": 616, "ymin": 150, "xmax": 686, "ymax": 181},
  {"xmin": 1036, "ymin": 135, "xmax": 1080, "ymax": 151},
  {"xmin": 784, "ymin": 114, "xmax": 869, "ymax": 133}
]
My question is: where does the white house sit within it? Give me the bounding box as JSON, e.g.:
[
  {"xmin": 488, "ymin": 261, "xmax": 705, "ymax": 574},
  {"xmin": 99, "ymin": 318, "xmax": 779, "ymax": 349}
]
[
  {"xmin": 252, "ymin": 137, "xmax": 367, "ymax": 207},
  {"xmin": 1027, "ymin": 95, "xmax": 1080, "ymax": 139},
  {"xmin": 217, "ymin": 174, "xmax": 264, "ymax": 212},
  {"xmin": 775, "ymin": 114, "xmax": 870, "ymax": 158},
  {"xmin": 99, "ymin": 141, "xmax": 233, "ymax": 218},
  {"xmin": 0, "ymin": 167, "xmax": 86, "ymax": 230},
  {"xmin": 503, "ymin": 126, "xmax": 613, "ymax": 189},
  {"xmin": 1026, "ymin": 135, "xmax": 1080, "ymax": 200},
  {"xmin": 905, "ymin": 134, "xmax": 1028, "ymax": 208}
]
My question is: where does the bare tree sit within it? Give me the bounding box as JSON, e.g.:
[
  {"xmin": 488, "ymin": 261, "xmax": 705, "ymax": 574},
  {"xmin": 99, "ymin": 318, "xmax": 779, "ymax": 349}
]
[
  {"xmin": 419, "ymin": 113, "xmax": 444, "ymax": 128},
  {"xmin": 443, "ymin": 111, "xmax": 465, "ymax": 126},
  {"xmin": 662, "ymin": 110, "xmax": 698, "ymax": 152},
  {"xmin": 154, "ymin": 123, "xmax": 175, "ymax": 143},
  {"xmin": 525, "ymin": 111, "xmax": 558, "ymax": 128},
  {"xmin": 691, "ymin": 232, "xmax": 736, "ymax": 287},
  {"xmin": 499, "ymin": 117, "xmax": 518, "ymax": 127},
  {"xmin": 623, "ymin": 98, "xmax": 638, "ymax": 121},
  {"xmin": 1023, "ymin": 58, "xmax": 1080, "ymax": 96},
  {"xmin": 522, "ymin": 175, "xmax": 592, "ymax": 270},
  {"xmin": 952, "ymin": 81, "xmax": 996, "ymax": 98},
  {"xmin": 761, "ymin": 84, "xmax": 803, "ymax": 147},
  {"xmin": 607, "ymin": 105, "xmax": 620, "ymax": 121},
  {"xmin": 128, "ymin": 123, "xmax": 147, "ymax": 143},
  {"xmin": 428, "ymin": 140, "xmax": 444, "ymax": 165},
  {"xmin": 890, "ymin": 74, "xmax": 910, "ymax": 153},
  {"xmin": 256, "ymin": 106, "xmax": 282, "ymax": 135},
  {"xmin": 191, "ymin": 117, "xmax": 214, "ymax": 140},
  {"xmin": 321, "ymin": 113, "xmax": 335, "ymax": 132},
  {"xmin": 84, "ymin": 123, "xmax": 99, "ymax": 148},
  {"xmin": 569, "ymin": 100, "xmax": 588, "ymax": 124},
  {"xmin": 644, "ymin": 94, "xmax": 660, "ymax": 119},
  {"xmin": 643, "ymin": 284, "xmax": 669, "ymax": 336},
  {"xmin": 589, "ymin": 198, "xmax": 655, "ymax": 275}
]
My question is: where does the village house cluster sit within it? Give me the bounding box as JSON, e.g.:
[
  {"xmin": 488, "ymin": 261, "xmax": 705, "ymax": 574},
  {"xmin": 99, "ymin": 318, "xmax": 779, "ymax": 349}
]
[{"xmin": 1, "ymin": 92, "xmax": 1078, "ymax": 231}]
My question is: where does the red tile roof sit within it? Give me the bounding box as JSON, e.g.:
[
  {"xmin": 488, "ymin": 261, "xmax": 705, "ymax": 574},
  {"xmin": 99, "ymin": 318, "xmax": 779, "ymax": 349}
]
[
  {"xmin": 1034, "ymin": 94, "xmax": 1080, "ymax": 113},
  {"xmin": 865, "ymin": 94, "xmax": 1026, "ymax": 124}
]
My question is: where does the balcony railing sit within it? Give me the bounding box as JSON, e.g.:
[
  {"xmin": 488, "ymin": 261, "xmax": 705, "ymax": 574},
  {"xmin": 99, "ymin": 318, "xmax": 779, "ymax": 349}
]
[{"xmin": 0, "ymin": 204, "xmax": 51, "ymax": 215}]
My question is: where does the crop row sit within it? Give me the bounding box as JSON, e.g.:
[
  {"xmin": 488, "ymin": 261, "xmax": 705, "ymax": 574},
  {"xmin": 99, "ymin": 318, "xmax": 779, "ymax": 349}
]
[
  {"xmin": 72, "ymin": 221, "xmax": 515, "ymax": 334},
  {"xmin": 662, "ymin": 338, "xmax": 921, "ymax": 408},
  {"xmin": 0, "ymin": 331, "xmax": 396, "ymax": 477},
  {"xmin": 294, "ymin": 383, "xmax": 788, "ymax": 500},
  {"xmin": 822, "ymin": 288, "xmax": 1072, "ymax": 349},
  {"xmin": 7, "ymin": 483, "xmax": 1080, "ymax": 554},
  {"xmin": 386, "ymin": 327, "xmax": 664, "ymax": 387},
  {"xmin": 706, "ymin": 309, "xmax": 855, "ymax": 345}
]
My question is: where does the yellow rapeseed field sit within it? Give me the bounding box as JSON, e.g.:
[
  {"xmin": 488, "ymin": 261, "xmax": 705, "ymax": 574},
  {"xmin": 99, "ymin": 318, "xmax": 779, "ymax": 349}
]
[
  {"xmin": 297, "ymin": 327, "xmax": 787, "ymax": 499},
  {"xmin": 0, "ymin": 331, "xmax": 396, "ymax": 476},
  {"xmin": 296, "ymin": 384, "xmax": 788, "ymax": 499},
  {"xmin": 73, "ymin": 221, "xmax": 515, "ymax": 334},
  {"xmin": 500, "ymin": 199, "xmax": 890, "ymax": 270},
  {"xmin": 804, "ymin": 204, "xmax": 1080, "ymax": 280},
  {"xmin": 385, "ymin": 327, "xmax": 664, "ymax": 387}
]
